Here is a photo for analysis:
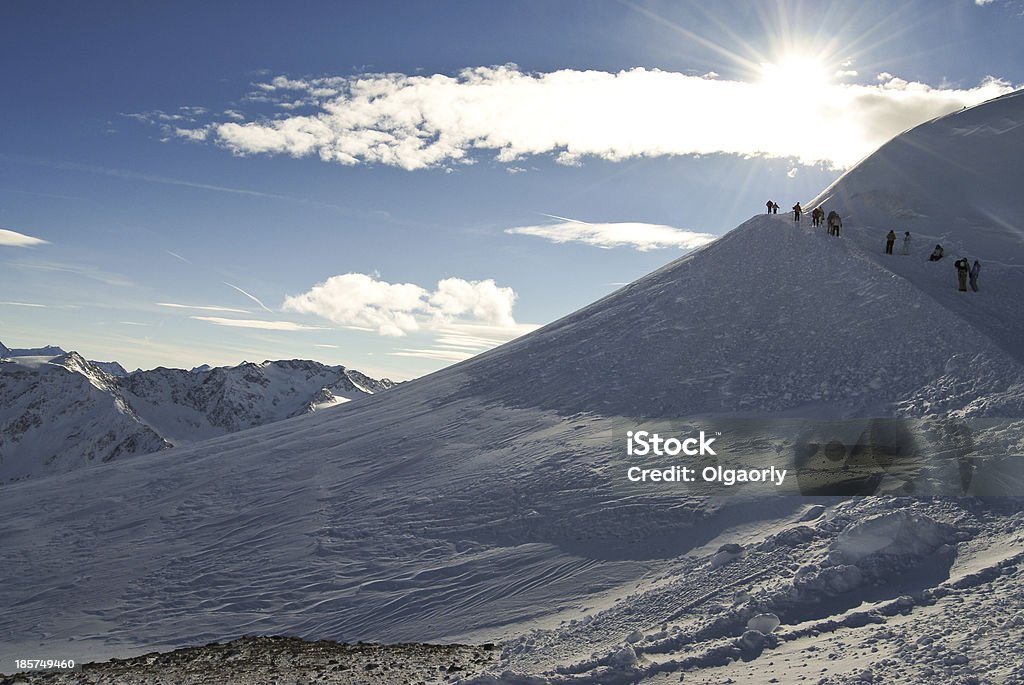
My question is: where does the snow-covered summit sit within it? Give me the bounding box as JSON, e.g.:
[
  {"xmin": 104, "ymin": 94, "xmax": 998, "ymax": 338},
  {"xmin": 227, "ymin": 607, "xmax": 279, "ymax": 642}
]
[{"xmin": 806, "ymin": 88, "xmax": 1024, "ymax": 364}]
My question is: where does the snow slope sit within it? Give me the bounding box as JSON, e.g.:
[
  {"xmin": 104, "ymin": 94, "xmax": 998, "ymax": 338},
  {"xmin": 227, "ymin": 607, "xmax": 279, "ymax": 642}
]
[{"xmin": 2, "ymin": 92, "xmax": 1024, "ymax": 681}]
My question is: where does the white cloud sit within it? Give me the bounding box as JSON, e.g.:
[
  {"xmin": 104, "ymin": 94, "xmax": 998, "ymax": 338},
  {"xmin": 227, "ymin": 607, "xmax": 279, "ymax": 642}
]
[
  {"xmin": 282, "ymin": 272, "xmax": 526, "ymax": 337},
  {"xmin": 428, "ymin": 277, "xmax": 516, "ymax": 326},
  {"xmin": 283, "ymin": 273, "xmax": 428, "ymax": 336},
  {"xmin": 835, "ymin": 69, "xmax": 858, "ymax": 78},
  {"xmin": 787, "ymin": 167, "xmax": 799, "ymax": 178},
  {"xmin": 190, "ymin": 316, "xmax": 328, "ymax": 331},
  {"xmin": 506, "ymin": 219, "xmax": 715, "ymax": 251},
  {"xmin": 174, "ymin": 127, "xmax": 209, "ymax": 141},
  {"xmin": 0, "ymin": 301, "xmax": 47, "ymax": 307},
  {"xmin": 0, "ymin": 228, "xmax": 48, "ymax": 247},
  {"xmin": 194, "ymin": 66, "xmax": 1018, "ymax": 170},
  {"xmin": 975, "ymin": 0, "xmax": 995, "ymax": 5}
]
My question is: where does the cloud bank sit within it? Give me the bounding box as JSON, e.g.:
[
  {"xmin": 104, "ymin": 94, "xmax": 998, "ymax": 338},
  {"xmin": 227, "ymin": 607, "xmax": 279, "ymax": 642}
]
[
  {"xmin": 282, "ymin": 273, "xmax": 519, "ymax": 336},
  {"xmin": 506, "ymin": 219, "xmax": 715, "ymax": 251},
  {"xmin": 283, "ymin": 272, "xmax": 537, "ymax": 363},
  {"xmin": 179, "ymin": 66, "xmax": 1017, "ymax": 170},
  {"xmin": 0, "ymin": 228, "xmax": 48, "ymax": 247}
]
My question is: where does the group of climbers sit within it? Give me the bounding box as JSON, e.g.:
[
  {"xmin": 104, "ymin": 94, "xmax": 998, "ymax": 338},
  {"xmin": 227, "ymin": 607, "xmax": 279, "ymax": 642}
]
[
  {"xmin": 765, "ymin": 200, "xmax": 983, "ymax": 292},
  {"xmin": 781, "ymin": 201, "xmax": 843, "ymax": 236},
  {"xmin": 891, "ymin": 234, "xmax": 981, "ymax": 292}
]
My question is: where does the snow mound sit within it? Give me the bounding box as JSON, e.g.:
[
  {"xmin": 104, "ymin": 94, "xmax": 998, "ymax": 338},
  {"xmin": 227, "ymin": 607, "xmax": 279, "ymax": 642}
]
[
  {"xmin": 745, "ymin": 613, "xmax": 781, "ymax": 634},
  {"xmin": 833, "ymin": 510, "xmax": 957, "ymax": 562}
]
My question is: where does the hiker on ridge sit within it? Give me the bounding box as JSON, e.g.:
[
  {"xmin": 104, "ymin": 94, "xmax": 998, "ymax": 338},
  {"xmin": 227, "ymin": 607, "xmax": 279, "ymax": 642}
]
[
  {"xmin": 970, "ymin": 260, "xmax": 981, "ymax": 292},
  {"xmin": 826, "ymin": 210, "xmax": 842, "ymax": 237},
  {"xmin": 902, "ymin": 231, "xmax": 912, "ymax": 255},
  {"xmin": 793, "ymin": 202, "xmax": 802, "ymax": 223},
  {"xmin": 767, "ymin": 200, "xmax": 774, "ymax": 215},
  {"xmin": 811, "ymin": 206, "xmax": 824, "ymax": 228},
  {"xmin": 772, "ymin": 201, "xmax": 780, "ymax": 214},
  {"xmin": 929, "ymin": 244, "xmax": 944, "ymax": 261},
  {"xmin": 885, "ymin": 230, "xmax": 897, "ymax": 255},
  {"xmin": 955, "ymin": 258, "xmax": 970, "ymax": 291}
]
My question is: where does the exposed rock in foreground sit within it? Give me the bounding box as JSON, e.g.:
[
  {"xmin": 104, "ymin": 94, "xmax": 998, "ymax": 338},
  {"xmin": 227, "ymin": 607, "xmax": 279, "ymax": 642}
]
[{"xmin": 0, "ymin": 636, "xmax": 499, "ymax": 685}]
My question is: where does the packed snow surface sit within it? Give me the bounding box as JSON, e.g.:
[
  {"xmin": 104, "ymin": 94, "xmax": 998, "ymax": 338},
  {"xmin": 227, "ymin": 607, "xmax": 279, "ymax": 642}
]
[{"xmin": 3, "ymin": 92, "xmax": 1024, "ymax": 682}]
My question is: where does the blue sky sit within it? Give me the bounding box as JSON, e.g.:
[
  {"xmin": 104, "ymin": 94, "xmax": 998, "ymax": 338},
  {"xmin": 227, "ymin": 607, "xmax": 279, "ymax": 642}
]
[{"xmin": 1, "ymin": 0, "xmax": 1022, "ymax": 379}]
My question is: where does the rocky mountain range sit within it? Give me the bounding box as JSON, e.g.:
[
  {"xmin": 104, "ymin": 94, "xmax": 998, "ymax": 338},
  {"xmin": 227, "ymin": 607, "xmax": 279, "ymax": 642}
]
[{"xmin": 0, "ymin": 344, "xmax": 395, "ymax": 483}]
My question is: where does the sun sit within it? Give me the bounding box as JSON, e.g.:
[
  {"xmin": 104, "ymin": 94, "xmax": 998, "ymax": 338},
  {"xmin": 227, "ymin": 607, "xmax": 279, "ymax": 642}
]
[{"xmin": 758, "ymin": 54, "xmax": 832, "ymax": 89}]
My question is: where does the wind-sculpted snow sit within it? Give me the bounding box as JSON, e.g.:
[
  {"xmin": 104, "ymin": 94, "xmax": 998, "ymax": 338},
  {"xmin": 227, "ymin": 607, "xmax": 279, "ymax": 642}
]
[{"xmin": 3, "ymin": 92, "xmax": 1024, "ymax": 682}]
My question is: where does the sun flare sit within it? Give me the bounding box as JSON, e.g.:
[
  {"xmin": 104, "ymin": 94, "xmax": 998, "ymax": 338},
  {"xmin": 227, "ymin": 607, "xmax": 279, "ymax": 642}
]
[{"xmin": 758, "ymin": 54, "xmax": 832, "ymax": 89}]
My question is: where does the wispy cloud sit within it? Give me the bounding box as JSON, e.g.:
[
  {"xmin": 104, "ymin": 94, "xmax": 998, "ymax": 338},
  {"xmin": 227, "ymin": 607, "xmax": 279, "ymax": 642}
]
[
  {"xmin": 165, "ymin": 250, "xmax": 192, "ymax": 264},
  {"xmin": 190, "ymin": 316, "xmax": 328, "ymax": 331},
  {"xmin": 0, "ymin": 228, "xmax": 48, "ymax": 247},
  {"xmin": 223, "ymin": 282, "xmax": 274, "ymax": 313},
  {"xmin": 9, "ymin": 260, "xmax": 134, "ymax": 287},
  {"xmin": 157, "ymin": 302, "xmax": 250, "ymax": 314},
  {"xmin": 170, "ymin": 66, "xmax": 1017, "ymax": 170},
  {"xmin": 388, "ymin": 348, "xmax": 476, "ymax": 362},
  {"xmin": 507, "ymin": 216, "xmax": 715, "ymax": 251},
  {"xmin": 0, "ymin": 301, "xmax": 47, "ymax": 308},
  {"xmin": 0, "ymin": 153, "xmax": 365, "ymax": 216},
  {"xmin": 282, "ymin": 272, "xmax": 521, "ymax": 337},
  {"xmin": 388, "ymin": 321, "xmax": 539, "ymax": 363}
]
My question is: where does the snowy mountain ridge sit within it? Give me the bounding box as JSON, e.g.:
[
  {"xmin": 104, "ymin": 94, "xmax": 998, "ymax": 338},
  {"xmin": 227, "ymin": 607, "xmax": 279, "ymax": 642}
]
[
  {"xmin": 0, "ymin": 347, "xmax": 396, "ymax": 483},
  {"xmin": 3, "ymin": 91, "xmax": 1024, "ymax": 682},
  {"xmin": 119, "ymin": 357, "xmax": 396, "ymax": 444},
  {"xmin": 0, "ymin": 351, "xmax": 169, "ymax": 485}
]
